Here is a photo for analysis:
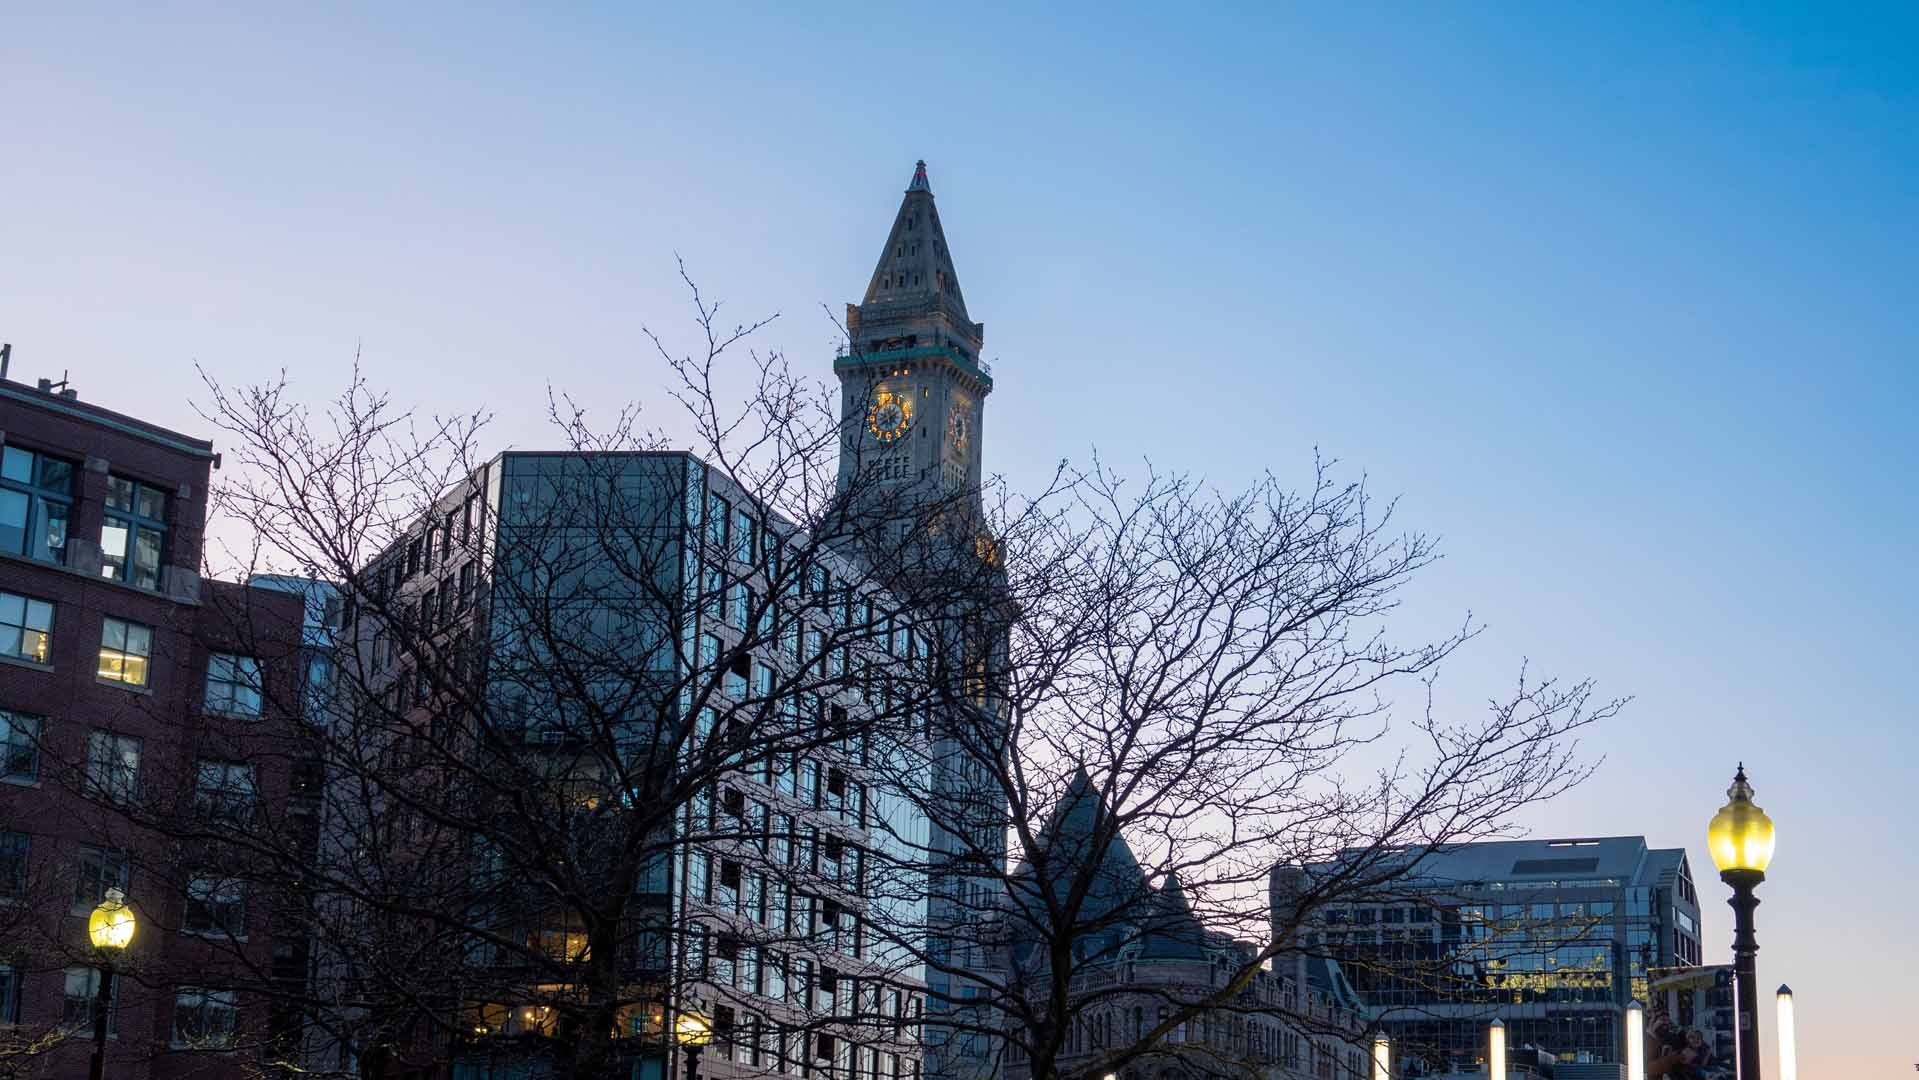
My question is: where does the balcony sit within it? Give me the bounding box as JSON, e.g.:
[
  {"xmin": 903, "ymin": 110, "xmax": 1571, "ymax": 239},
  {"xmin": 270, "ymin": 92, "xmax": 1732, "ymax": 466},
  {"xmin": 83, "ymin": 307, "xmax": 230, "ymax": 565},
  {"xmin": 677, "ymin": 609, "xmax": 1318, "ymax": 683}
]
[{"xmin": 833, "ymin": 345, "xmax": 993, "ymax": 389}]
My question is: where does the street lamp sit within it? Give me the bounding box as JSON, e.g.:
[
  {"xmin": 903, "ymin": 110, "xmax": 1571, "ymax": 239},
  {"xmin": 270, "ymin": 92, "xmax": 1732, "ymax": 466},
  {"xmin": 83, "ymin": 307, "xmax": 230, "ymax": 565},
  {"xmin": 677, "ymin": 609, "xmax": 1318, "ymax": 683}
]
[
  {"xmin": 86, "ymin": 887, "xmax": 137, "ymax": 1080},
  {"xmin": 1372, "ymin": 1032, "xmax": 1391, "ymax": 1080},
  {"xmin": 1708, "ymin": 764, "xmax": 1775, "ymax": 1080},
  {"xmin": 675, "ymin": 1006, "xmax": 713, "ymax": 1080},
  {"xmin": 1776, "ymin": 985, "xmax": 1796, "ymax": 1080},
  {"xmin": 1488, "ymin": 1018, "xmax": 1505, "ymax": 1079},
  {"xmin": 1626, "ymin": 999, "xmax": 1646, "ymax": 1080}
]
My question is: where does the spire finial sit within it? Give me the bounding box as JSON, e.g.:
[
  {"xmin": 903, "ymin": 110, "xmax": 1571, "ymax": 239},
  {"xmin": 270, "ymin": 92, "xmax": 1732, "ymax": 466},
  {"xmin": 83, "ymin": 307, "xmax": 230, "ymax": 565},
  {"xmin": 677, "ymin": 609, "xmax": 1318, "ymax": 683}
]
[{"xmin": 909, "ymin": 160, "xmax": 931, "ymax": 193}]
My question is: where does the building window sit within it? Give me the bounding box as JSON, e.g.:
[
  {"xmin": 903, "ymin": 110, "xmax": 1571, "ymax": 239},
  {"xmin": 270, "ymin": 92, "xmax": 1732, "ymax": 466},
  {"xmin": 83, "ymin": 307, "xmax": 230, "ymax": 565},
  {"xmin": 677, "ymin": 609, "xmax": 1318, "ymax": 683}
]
[
  {"xmin": 171, "ymin": 987, "xmax": 238, "ymax": 1048},
  {"xmin": 0, "ymin": 832, "xmax": 27, "ymax": 900},
  {"xmin": 707, "ymin": 493, "xmax": 730, "ymax": 549},
  {"xmin": 194, "ymin": 760, "xmax": 258, "ymax": 824},
  {"xmin": 63, "ymin": 967, "xmax": 117, "ymax": 1032},
  {"xmin": 0, "ymin": 711, "xmax": 40, "ymax": 782},
  {"xmin": 733, "ymin": 508, "xmax": 754, "ymax": 563},
  {"xmin": 100, "ymin": 475, "xmax": 168, "ymax": 589},
  {"xmin": 97, "ymin": 618, "xmax": 154, "ymax": 687},
  {"xmin": 0, "ymin": 590, "xmax": 53, "ymax": 664},
  {"xmin": 204, "ymin": 654, "xmax": 263, "ymax": 717},
  {"xmin": 72, "ymin": 846, "xmax": 130, "ymax": 914},
  {"xmin": 0, "ymin": 444, "xmax": 75, "ymax": 564},
  {"xmin": 0, "ymin": 964, "xmax": 16, "ymax": 1024},
  {"xmin": 184, "ymin": 877, "xmax": 247, "ymax": 938},
  {"xmin": 85, "ymin": 731, "xmax": 142, "ymax": 804}
]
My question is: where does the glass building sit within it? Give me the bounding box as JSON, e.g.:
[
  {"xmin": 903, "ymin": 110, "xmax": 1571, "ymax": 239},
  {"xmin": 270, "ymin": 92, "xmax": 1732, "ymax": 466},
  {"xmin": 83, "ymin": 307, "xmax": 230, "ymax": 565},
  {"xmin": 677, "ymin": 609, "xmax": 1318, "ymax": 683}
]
[
  {"xmin": 1283, "ymin": 836, "xmax": 1702, "ymax": 1076},
  {"xmin": 352, "ymin": 450, "xmax": 939, "ymax": 1080}
]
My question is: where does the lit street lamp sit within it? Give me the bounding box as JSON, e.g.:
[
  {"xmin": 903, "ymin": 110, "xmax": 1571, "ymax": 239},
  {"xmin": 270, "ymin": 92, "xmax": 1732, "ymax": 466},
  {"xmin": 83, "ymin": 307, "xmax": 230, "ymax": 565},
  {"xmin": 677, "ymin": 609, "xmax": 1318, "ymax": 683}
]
[
  {"xmin": 1707, "ymin": 764, "xmax": 1776, "ymax": 1080},
  {"xmin": 1626, "ymin": 999, "xmax": 1645, "ymax": 1080},
  {"xmin": 675, "ymin": 1006, "xmax": 713, "ymax": 1080},
  {"xmin": 86, "ymin": 887, "xmax": 137, "ymax": 1080},
  {"xmin": 1776, "ymin": 985, "xmax": 1796, "ymax": 1080}
]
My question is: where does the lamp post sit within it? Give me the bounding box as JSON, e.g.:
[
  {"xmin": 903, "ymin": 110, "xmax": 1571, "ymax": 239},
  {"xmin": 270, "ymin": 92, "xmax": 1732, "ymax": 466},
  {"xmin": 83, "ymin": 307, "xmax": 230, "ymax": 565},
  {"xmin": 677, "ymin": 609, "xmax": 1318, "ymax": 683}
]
[
  {"xmin": 675, "ymin": 1006, "xmax": 713, "ymax": 1080},
  {"xmin": 1488, "ymin": 1018, "xmax": 1505, "ymax": 1079},
  {"xmin": 1372, "ymin": 1032, "xmax": 1391, "ymax": 1080},
  {"xmin": 1626, "ymin": 999, "xmax": 1646, "ymax": 1080},
  {"xmin": 86, "ymin": 887, "xmax": 137, "ymax": 1080},
  {"xmin": 1707, "ymin": 764, "xmax": 1776, "ymax": 1080},
  {"xmin": 1776, "ymin": 985, "xmax": 1796, "ymax": 1080}
]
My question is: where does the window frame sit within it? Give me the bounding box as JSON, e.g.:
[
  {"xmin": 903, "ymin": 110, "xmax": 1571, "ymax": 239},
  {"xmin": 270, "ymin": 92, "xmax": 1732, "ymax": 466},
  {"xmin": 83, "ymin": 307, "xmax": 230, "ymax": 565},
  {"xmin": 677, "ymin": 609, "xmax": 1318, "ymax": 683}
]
[
  {"xmin": 97, "ymin": 617, "xmax": 155, "ymax": 688},
  {"xmin": 0, "ymin": 589, "xmax": 53, "ymax": 665},
  {"xmin": 0, "ymin": 710, "xmax": 40, "ymax": 782},
  {"xmin": 170, "ymin": 987, "xmax": 239, "ymax": 1049},
  {"xmin": 183, "ymin": 876, "xmax": 249, "ymax": 939},
  {"xmin": 100, "ymin": 473, "xmax": 169, "ymax": 589},
  {"xmin": 0, "ymin": 443, "xmax": 76, "ymax": 565},
  {"xmin": 85, "ymin": 730, "xmax": 143, "ymax": 805},
  {"xmin": 63, "ymin": 966, "xmax": 118, "ymax": 1033},
  {"xmin": 204, "ymin": 653, "xmax": 264, "ymax": 718}
]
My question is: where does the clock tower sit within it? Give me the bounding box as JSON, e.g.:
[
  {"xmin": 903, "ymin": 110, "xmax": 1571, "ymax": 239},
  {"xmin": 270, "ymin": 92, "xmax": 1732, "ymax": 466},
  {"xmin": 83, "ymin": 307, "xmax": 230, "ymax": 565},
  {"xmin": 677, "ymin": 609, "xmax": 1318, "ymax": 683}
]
[
  {"xmin": 836, "ymin": 162, "xmax": 1006, "ymax": 1080},
  {"xmin": 835, "ymin": 161, "xmax": 993, "ymax": 539}
]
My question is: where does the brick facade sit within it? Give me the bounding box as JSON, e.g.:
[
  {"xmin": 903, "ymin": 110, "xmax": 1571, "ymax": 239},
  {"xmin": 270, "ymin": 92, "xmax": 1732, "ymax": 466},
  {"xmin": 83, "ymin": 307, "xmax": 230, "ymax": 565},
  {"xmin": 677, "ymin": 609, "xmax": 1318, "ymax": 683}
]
[{"xmin": 1, "ymin": 375, "xmax": 311, "ymax": 1078}]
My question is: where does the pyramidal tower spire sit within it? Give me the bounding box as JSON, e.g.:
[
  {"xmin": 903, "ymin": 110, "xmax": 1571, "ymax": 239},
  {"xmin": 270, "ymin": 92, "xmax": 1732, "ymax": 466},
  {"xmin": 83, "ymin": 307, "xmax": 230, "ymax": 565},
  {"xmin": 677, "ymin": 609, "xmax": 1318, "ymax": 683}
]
[
  {"xmin": 836, "ymin": 159, "xmax": 994, "ymax": 522},
  {"xmin": 855, "ymin": 160, "xmax": 976, "ymax": 331}
]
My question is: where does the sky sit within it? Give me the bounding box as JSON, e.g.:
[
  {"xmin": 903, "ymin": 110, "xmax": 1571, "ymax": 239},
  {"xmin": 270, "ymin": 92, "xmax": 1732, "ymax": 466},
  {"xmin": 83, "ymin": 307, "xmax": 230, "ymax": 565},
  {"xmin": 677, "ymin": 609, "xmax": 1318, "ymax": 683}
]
[{"xmin": 4, "ymin": 4, "xmax": 1915, "ymax": 1074}]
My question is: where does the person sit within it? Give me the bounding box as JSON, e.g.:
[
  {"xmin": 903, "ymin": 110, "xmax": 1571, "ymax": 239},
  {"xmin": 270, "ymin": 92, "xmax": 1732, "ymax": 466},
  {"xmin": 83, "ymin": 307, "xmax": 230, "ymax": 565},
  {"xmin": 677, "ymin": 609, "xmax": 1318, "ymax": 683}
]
[{"xmin": 1646, "ymin": 1020, "xmax": 1704, "ymax": 1079}]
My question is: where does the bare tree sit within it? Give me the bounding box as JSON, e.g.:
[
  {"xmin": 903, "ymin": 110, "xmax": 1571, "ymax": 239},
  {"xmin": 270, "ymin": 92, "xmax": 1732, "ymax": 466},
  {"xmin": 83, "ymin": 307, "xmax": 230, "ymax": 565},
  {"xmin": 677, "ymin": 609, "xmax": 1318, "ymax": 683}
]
[
  {"xmin": 843, "ymin": 451, "xmax": 1620, "ymax": 1080},
  {"xmin": 22, "ymin": 272, "xmax": 1614, "ymax": 1080}
]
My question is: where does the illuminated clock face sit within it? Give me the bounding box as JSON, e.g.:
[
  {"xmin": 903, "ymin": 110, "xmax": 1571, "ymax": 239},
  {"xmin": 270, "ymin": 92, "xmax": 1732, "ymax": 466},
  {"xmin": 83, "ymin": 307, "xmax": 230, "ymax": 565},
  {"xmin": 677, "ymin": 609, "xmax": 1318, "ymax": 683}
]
[
  {"xmin": 868, "ymin": 390, "xmax": 912, "ymax": 442},
  {"xmin": 948, "ymin": 405, "xmax": 971, "ymax": 451}
]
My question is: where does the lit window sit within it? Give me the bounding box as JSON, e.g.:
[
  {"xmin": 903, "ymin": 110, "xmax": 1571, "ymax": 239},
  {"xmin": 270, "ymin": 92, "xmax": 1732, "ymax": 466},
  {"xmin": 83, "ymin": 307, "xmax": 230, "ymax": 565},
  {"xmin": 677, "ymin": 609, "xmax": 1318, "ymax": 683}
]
[
  {"xmin": 97, "ymin": 618, "xmax": 154, "ymax": 687},
  {"xmin": 100, "ymin": 475, "xmax": 167, "ymax": 589},
  {"xmin": 204, "ymin": 654, "xmax": 263, "ymax": 717},
  {"xmin": 170, "ymin": 987, "xmax": 238, "ymax": 1048},
  {"xmin": 0, "ymin": 711, "xmax": 39, "ymax": 782},
  {"xmin": 0, "ymin": 590, "xmax": 53, "ymax": 664},
  {"xmin": 0, "ymin": 444, "xmax": 75, "ymax": 564}
]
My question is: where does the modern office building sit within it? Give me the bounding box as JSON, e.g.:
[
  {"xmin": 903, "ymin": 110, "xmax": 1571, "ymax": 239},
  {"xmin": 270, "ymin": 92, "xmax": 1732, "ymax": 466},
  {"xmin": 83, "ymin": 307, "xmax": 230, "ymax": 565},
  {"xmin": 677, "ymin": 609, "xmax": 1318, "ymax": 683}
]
[
  {"xmin": 1283, "ymin": 836, "xmax": 1703, "ymax": 1078},
  {"xmin": 328, "ymin": 161, "xmax": 1012, "ymax": 1080},
  {"xmin": 0, "ymin": 367, "xmax": 314, "ymax": 1077},
  {"xmin": 341, "ymin": 448, "xmax": 946, "ymax": 1080}
]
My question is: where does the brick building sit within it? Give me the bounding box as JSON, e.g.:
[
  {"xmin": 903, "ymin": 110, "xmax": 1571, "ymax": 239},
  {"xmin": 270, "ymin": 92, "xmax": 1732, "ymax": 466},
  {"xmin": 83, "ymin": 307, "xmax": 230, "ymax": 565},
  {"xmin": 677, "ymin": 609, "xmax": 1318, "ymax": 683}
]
[{"xmin": 0, "ymin": 369, "xmax": 315, "ymax": 1077}]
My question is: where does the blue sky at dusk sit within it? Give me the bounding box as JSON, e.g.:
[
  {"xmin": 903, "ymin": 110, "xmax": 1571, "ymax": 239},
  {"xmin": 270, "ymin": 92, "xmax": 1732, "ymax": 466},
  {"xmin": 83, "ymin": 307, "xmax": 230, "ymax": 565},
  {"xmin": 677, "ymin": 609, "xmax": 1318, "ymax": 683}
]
[{"xmin": 4, "ymin": 5, "xmax": 1915, "ymax": 1074}]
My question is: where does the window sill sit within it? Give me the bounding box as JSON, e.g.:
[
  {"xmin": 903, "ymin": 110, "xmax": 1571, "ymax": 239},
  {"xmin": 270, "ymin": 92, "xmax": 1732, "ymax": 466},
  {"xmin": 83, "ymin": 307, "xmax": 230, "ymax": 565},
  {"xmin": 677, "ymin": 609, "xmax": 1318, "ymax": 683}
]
[
  {"xmin": 94, "ymin": 677, "xmax": 153, "ymax": 696},
  {"xmin": 0, "ymin": 776, "xmax": 40, "ymax": 789},
  {"xmin": 0, "ymin": 549, "xmax": 198, "ymax": 606},
  {"xmin": 0, "ymin": 654, "xmax": 52, "ymax": 674},
  {"xmin": 180, "ymin": 929, "xmax": 248, "ymax": 943}
]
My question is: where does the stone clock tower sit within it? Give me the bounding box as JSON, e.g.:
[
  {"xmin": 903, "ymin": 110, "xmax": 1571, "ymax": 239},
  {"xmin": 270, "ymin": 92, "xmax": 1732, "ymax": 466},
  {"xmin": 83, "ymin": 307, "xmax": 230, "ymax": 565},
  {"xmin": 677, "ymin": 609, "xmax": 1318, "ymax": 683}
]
[
  {"xmin": 836, "ymin": 162, "xmax": 1006, "ymax": 1080},
  {"xmin": 834, "ymin": 161, "xmax": 993, "ymax": 538}
]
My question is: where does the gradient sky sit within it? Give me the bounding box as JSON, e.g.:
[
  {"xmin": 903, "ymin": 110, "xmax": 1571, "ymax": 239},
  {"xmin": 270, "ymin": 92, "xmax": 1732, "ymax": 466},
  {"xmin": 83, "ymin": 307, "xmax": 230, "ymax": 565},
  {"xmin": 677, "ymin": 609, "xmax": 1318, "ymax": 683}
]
[{"xmin": 4, "ymin": 5, "xmax": 1914, "ymax": 1074}]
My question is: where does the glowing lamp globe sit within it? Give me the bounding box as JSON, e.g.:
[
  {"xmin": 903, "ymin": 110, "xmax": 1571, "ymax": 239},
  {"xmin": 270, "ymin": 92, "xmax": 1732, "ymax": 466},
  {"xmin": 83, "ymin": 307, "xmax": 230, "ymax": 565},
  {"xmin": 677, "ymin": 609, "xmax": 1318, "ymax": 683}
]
[
  {"xmin": 1707, "ymin": 765, "xmax": 1776, "ymax": 874},
  {"xmin": 675, "ymin": 1008, "xmax": 713, "ymax": 1047},
  {"xmin": 89, "ymin": 887, "xmax": 137, "ymax": 951}
]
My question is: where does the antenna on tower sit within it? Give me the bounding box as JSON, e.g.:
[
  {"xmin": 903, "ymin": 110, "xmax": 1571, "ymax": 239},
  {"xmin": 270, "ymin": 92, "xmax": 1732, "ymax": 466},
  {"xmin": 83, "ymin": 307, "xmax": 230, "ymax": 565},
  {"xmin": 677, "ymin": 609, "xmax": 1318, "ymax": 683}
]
[{"xmin": 0, "ymin": 343, "xmax": 11, "ymax": 381}]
